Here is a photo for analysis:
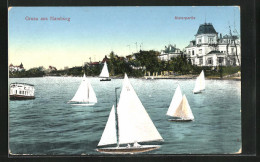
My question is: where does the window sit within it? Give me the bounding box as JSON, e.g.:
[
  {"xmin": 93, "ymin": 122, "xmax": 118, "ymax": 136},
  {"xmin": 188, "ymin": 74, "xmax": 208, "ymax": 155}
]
[
  {"xmin": 192, "ymin": 50, "xmax": 194, "ymax": 55},
  {"xmin": 207, "ymin": 58, "xmax": 212, "ymax": 65},
  {"xmin": 199, "ymin": 49, "xmax": 202, "ymax": 54},
  {"xmin": 231, "ymin": 48, "xmax": 234, "ymax": 53},
  {"xmin": 218, "ymin": 57, "xmax": 224, "ymax": 64},
  {"xmin": 208, "ymin": 37, "xmax": 213, "ymax": 43},
  {"xmin": 198, "ymin": 39, "xmax": 201, "ymax": 44},
  {"xmin": 199, "ymin": 59, "xmax": 203, "ymax": 65}
]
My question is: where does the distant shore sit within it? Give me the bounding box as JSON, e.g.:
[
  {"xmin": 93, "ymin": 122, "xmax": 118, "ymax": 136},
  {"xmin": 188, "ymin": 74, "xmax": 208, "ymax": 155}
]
[
  {"xmin": 10, "ymin": 74, "xmax": 241, "ymax": 81},
  {"xmin": 141, "ymin": 75, "xmax": 241, "ymax": 80}
]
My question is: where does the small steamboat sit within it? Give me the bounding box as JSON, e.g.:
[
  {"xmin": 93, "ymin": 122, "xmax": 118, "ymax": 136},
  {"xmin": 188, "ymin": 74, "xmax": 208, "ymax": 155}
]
[{"xmin": 9, "ymin": 83, "xmax": 35, "ymax": 100}]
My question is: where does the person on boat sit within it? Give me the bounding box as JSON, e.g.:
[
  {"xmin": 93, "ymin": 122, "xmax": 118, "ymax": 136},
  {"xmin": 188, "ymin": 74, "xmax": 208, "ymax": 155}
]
[{"xmin": 127, "ymin": 144, "xmax": 131, "ymax": 148}]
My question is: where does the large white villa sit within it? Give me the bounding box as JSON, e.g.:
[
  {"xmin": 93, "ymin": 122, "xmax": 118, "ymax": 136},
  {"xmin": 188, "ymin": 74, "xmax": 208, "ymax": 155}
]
[{"xmin": 185, "ymin": 23, "xmax": 241, "ymax": 66}]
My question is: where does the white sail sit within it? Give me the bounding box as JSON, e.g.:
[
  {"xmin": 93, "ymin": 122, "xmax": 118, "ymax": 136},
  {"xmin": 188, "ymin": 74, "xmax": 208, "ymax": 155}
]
[
  {"xmin": 166, "ymin": 85, "xmax": 182, "ymax": 117},
  {"xmin": 200, "ymin": 70, "xmax": 205, "ymax": 90},
  {"xmin": 193, "ymin": 70, "xmax": 205, "ymax": 93},
  {"xmin": 99, "ymin": 61, "xmax": 109, "ymax": 78},
  {"xmin": 98, "ymin": 105, "xmax": 117, "ymax": 146},
  {"xmin": 88, "ymin": 80, "xmax": 98, "ymax": 103},
  {"xmin": 193, "ymin": 76, "xmax": 201, "ymax": 93},
  {"xmin": 116, "ymin": 74, "xmax": 163, "ymax": 145},
  {"xmin": 173, "ymin": 95, "xmax": 194, "ymax": 120},
  {"xmin": 70, "ymin": 74, "xmax": 97, "ymax": 103}
]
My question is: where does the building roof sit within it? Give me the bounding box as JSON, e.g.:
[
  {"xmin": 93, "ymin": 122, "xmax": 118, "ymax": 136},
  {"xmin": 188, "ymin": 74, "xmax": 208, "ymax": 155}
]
[
  {"xmin": 90, "ymin": 62, "xmax": 100, "ymax": 65},
  {"xmin": 9, "ymin": 64, "xmax": 24, "ymax": 68},
  {"xmin": 207, "ymin": 51, "xmax": 225, "ymax": 55},
  {"xmin": 196, "ymin": 23, "xmax": 217, "ymax": 35},
  {"xmin": 49, "ymin": 66, "xmax": 57, "ymax": 70},
  {"xmin": 208, "ymin": 50, "xmax": 221, "ymax": 54},
  {"xmin": 163, "ymin": 44, "xmax": 180, "ymax": 53},
  {"xmin": 116, "ymin": 56, "xmax": 125, "ymax": 61},
  {"xmin": 222, "ymin": 34, "xmax": 239, "ymax": 40},
  {"xmin": 160, "ymin": 53, "xmax": 182, "ymax": 56},
  {"xmin": 185, "ymin": 40, "xmax": 196, "ymax": 48},
  {"xmin": 102, "ymin": 55, "xmax": 109, "ymax": 63}
]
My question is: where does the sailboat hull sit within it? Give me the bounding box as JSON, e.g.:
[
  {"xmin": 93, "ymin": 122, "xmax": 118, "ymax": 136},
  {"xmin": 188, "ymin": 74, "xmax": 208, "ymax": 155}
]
[
  {"xmin": 96, "ymin": 145, "xmax": 160, "ymax": 154},
  {"xmin": 10, "ymin": 95, "xmax": 35, "ymax": 100},
  {"xmin": 70, "ymin": 103, "xmax": 95, "ymax": 106},
  {"xmin": 67, "ymin": 101, "xmax": 96, "ymax": 106},
  {"xmin": 193, "ymin": 90, "xmax": 202, "ymax": 94},
  {"xmin": 100, "ymin": 78, "xmax": 111, "ymax": 81},
  {"xmin": 168, "ymin": 118, "xmax": 193, "ymax": 122}
]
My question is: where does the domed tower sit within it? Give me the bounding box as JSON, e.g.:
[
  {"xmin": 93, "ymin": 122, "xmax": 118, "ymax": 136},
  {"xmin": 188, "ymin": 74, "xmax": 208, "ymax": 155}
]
[{"xmin": 195, "ymin": 23, "xmax": 218, "ymax": 45}]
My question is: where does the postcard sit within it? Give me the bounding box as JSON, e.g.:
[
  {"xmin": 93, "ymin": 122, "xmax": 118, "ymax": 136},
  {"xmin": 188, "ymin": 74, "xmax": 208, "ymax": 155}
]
[{"xmin": 8, "ymin": 6, "xmax": 241, "ymax": 155}]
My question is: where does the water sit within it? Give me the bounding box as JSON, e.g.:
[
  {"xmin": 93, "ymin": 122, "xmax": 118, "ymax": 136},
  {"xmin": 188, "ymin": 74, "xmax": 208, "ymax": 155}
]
[{"xmin": 9, "ymin": 77, "xmax": 241, "ymax": 155}]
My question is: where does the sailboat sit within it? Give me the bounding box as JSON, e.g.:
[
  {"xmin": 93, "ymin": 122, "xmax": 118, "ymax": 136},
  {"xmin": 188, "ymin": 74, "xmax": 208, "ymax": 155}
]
[
  {"xmin": 99, "ymin": 61, "xmax": 111, "ymax": 81},
  {"xmin": 166, "ymin": 85, "xmax": 194, "ymax": 121},
  {"xmin": 193, "ymin": 70, "xmax": 205, "ymax": 94},
  {"xmin": 68, "ymin": 73, "xmax": 97, "ymax": 105},
  {"xmin": 96, "ymin": 74, "xmax": 163, "ymax": 154}
]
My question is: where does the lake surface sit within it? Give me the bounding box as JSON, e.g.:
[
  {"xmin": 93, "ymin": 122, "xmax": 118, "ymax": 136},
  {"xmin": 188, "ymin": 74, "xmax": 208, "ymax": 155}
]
[{"xmin": 9, "ymin": 77, "xmax": 241, "ymax": 155}]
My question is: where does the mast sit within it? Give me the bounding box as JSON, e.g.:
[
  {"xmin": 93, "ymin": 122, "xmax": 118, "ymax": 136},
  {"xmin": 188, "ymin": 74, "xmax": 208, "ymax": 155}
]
[{"xmin": 115, "ymin": 87, "xmax": 120, "ymax": 147}]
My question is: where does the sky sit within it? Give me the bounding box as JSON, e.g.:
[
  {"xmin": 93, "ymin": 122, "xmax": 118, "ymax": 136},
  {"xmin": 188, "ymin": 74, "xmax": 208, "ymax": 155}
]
[{"xmin": 8, "ymin": 6, "xmax": 240, "ymax": 69}]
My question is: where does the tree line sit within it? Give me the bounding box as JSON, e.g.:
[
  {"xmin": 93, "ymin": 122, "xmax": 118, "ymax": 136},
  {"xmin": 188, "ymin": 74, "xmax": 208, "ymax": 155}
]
[{"xmin": 9, "ymin": 50, "xmax": 240, "ymax": 78}]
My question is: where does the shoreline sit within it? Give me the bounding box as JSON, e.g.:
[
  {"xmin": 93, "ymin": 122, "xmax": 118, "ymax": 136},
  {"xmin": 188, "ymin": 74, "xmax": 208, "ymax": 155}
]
[
  {"xmin": 143, "ymin": 75, "xmax": 241, "ymax": 81},
  {"xmin": 9, "ymin": 75, "xmax": 241, "ymax": 81}
]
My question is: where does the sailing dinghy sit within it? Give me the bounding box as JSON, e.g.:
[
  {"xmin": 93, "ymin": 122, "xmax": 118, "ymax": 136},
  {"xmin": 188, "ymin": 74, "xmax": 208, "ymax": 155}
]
[
  {"xmin": 193, "ymin": 70, "xmax": 205, "ymax": 94},
  {"xmin": 99, "ymin": 61, "xmax": 111, "ymax": 81},
  {"xmin": 68, "ymin": 74, "xmax": 97, "ymax": 105},
  {"xmin": 167, "ymin": 85, "xmax": 194, "ymax": 121},
  {"xmin": 96, "ymin": 74, "xmax": 163, "ymax": 154}
]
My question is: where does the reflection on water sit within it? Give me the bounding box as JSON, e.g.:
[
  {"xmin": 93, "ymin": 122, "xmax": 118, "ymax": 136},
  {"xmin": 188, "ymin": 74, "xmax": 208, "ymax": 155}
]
[{"xmin": 9, "ymin": 77, "xmax": 241, "ymax": 155}]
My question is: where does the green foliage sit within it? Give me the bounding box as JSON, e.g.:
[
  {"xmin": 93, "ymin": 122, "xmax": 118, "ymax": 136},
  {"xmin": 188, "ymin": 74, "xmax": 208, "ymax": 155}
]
[
  {"xmin": 222, "ymin": 66, "xmax": 240, "ymax": 76},
  {"xmin": 67, "ymin": 67, "xmax": 84, "ymax": 76},
  {"xmin": 107, "ymin": 51, "xmax": 130, "ymax": 76},
  {"xmin": 135, "ymin": 50, "xmax": 160, "ymax": 74},
  {"xmin": 9, "ymin": 51, "xmax": 241, "ymax": 78},
  {"xmin": 169, "ymin": 55, "xmax": 193, "ymax": 74},
  {"xmin": 84, "ymin": 64, "xmax": 101, "ymax": 76},
  {"xmin": 9, "ymin": 67, "xmax": 45, "ymax": 78},
  {"xmin": 189, "ymin": 66, "xmax": 240, "ymax": 78},
  {"xmin": 189, "ymin": 66, "xmax": 212, "ymax": 75}
]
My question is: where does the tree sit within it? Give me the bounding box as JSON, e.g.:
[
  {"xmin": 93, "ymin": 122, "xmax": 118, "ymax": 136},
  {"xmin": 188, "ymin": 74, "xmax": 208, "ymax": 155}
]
[{"xmin": 135, "ymin": 50, "xmax": 160, "ymax": 74}]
